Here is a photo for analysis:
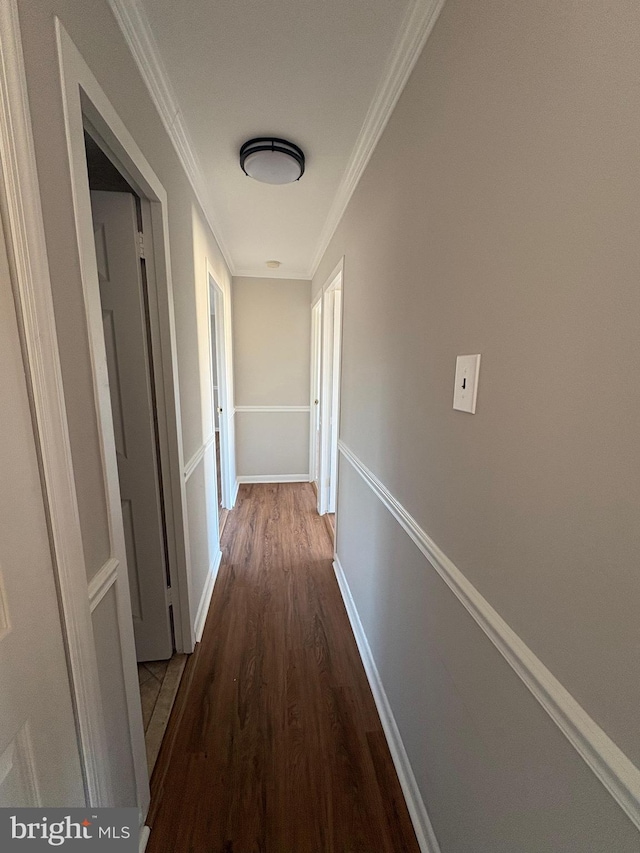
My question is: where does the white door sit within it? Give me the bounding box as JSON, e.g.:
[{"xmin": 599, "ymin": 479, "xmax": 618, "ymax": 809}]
[
  {"xmin": 310, "ymin": 300, "xmax": 322, "ymax": 495},
  {"xmin": 0, "ymin": 225, "xmax": 85, "ymax": 806},
  {"xmin": 91, "ymin": 190, "xmax": 173, "ymax": 662}
]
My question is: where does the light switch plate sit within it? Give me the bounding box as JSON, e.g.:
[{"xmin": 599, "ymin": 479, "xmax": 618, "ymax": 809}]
[{"xmin": 453, "ymin": 354, "xmax": 481, "ymax": 413}]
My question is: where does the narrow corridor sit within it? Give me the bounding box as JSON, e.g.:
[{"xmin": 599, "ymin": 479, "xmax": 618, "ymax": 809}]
[{"xmin": 147, "ymin": 483, "xmax": 419, "ymax": 852}]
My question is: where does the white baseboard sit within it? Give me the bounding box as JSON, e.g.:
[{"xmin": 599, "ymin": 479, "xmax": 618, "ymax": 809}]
[
  {"xmin": 236, "ymin": 474, "xmax": 309, "ymax": 484},
  {"xmin": 194, "ymin": 549, "xmax": 222, "ymax": 643},
  {"xmin": 231, "ymin": 478, "xmax": 239, "ymax": 507},
  {"xmin": 333, "ymin": 556, "xmax": 441, "ymax": 853},
  {"xmin": 139, "ymin": 825, "xmax": 150, "ymax": 853}
]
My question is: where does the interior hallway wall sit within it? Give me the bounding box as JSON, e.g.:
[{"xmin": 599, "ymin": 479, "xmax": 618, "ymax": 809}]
[
  {"xmin": 16, "ymin": 0, "xmax": 231, "ymax": 808},
  {"xmin": 233, "ymin": 276, "xmax": 311, "ymax": 481},
  {"xmin": 312, "ymin": 0, "xmax": 640, "ymax": 849}
]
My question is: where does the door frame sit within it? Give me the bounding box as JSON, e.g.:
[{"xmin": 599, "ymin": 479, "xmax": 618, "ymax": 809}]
[
  {"xmin": 0, "ymin": 1, "xmax": 112, "ymax": 809},
  {"xmin": 55, "ymin": 20, "xmax": 196, "ymax": 816},
  {"xmin": 309, "ymin": 295, "xmax": 322, "ymax": 493},
  {"xmin": 317, "ymin": 259, "xmax": 344, "ymax": 516},
  {"xmin": 207, "ymin": 262, "xmax": 235, "ymax": 510}
]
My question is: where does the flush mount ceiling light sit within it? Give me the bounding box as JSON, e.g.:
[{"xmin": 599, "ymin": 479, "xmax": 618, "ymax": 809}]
[{"xmin": 239, "ymin": 137, "xmax": 305, "ymax": 184}]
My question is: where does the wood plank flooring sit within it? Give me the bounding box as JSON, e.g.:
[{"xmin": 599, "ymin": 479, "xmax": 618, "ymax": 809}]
[{"xmin": 148, "ymin": 483, "xmax": 419, "ymax": 853}]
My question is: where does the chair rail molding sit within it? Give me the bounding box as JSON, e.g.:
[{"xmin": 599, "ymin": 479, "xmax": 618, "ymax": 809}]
[
  {"xmin": 88, "ymin": 559, "xmax": 120, "ymax": 613},
  {"xmin": 184, "ymin": 432, "xmax": 216, "ymax": 482},
  {"xmin": 235, "ymin": 405, "xmax": 311, "ymax": 413},
  {"xmin": 338, "ymin": 439, "xmax": 640, "ymax": 832}
]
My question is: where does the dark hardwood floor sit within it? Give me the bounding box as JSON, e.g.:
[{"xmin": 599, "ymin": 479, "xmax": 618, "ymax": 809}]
[{"xmin": 148, "ymin": 483, "xmax": 419, "ymax": 853}]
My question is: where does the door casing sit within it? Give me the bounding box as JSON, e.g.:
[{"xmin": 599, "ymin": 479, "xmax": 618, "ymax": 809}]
[
  {"xmin": 0, "ymin": 1, "xmax": 113, "ymax": 810},
  {"xmin": 208, "ymin": 265, "xmax": 236, "ymax": 511},
  {"xmin": 317, "ymin": 260, "xmax": 344, "ymax": 517},
  {"xmin": 309, "ymin": 297, "xmax": 322, "ymax": 493},
  {"xmin": 56, "ymin": 19, "xmax": 196, "ymax": 819}
]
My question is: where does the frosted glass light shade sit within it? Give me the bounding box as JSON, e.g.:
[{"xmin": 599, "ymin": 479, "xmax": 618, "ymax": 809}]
[{"xmin": 240, "ymin": 138, "xmax": 305, "ymax": 184}]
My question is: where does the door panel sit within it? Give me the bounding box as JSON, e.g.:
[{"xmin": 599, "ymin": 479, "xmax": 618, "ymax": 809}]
[
  {"xmin": 0, "ymin": 226, "xmax": 85, "ymax": 806},
  {"xmin": 91, "ymin": 190, "xmax": 172, "ymax": 662}
]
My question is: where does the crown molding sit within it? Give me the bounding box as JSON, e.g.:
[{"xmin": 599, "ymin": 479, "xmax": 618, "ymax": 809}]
[
  {"xmin": 107, "ymin": 0, "xmax": 236, "ymax": 274},
  {"xmin": 307, "ymin": 0, "xmax": 447, "ymax": 278},
  {"xmin": 233, "ymin": 268, "xmax": 312, "ymax": 281},
  {"xmin": 109, "ymin": 0, "xmax": 447, "ymax": 281}
]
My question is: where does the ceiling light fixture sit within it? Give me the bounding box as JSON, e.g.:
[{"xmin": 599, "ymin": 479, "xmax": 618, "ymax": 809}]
[
  {"xmin": 266, "ymin": 260, "xmax": 281, "ymax": 269},
  {"xmin": 239, "ymin": 137, "xmax": 305, "ymax": 185}
]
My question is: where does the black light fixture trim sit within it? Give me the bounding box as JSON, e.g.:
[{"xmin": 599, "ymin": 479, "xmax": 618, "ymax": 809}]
[{"xmin": 239, "ymin": 137, "xmax": 305, "ymax": 181}]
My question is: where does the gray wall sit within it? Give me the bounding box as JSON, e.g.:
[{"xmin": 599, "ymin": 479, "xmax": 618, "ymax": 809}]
[
  {"xmin": 313, "ymin": 0, "xmax": 640, "ymax": 848},
  {"xmin": 233, "ymin": 276, "xmax": 311, "ymax": 479}
]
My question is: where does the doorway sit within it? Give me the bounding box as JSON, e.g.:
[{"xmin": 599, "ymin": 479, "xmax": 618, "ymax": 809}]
[
  {"xmin": 209, "ymin": 294, "xmax": 224, "ymax": 531},
  {"xmin": 315, "ymin": 263, "xmax": 344, "ymax": 531},
  {"xmin": 309, "ymin": 298, "xmax": 322, "ymax": 497},
  {"xmin": 208, "ymin": 268, "xmax": 234, "ymax": 518},
  {"xmin": 84, "ymin": 131, "xmax": 187, "ymax": 775}
]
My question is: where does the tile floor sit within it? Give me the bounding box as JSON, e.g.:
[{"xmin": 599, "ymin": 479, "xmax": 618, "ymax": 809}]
[{"xmin": 137, "ymin": 653, "xmax": 187, "ymax": 774}]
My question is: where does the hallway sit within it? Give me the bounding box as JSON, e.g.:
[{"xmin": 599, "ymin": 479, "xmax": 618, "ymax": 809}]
[{"xmin": 147, "ymin": 483, "xmax": 419, "ymax": 852}]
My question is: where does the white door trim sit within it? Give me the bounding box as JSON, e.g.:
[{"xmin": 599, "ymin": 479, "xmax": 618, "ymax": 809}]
[
  {"xmin": 207, "ymin": 261, "xmax": 236, "ymax": 509},
  {"xmin": 55, "ymin": 19, "xmax": 195, "ymax": 814},
  {"xmin": 235, "ymin": 405, "xmax": 311, "ymax": 413},
  {"xmin": 318, "ymin": 259, "xmax": 344, "ymax": 515},
  {"xmin": 0, "ymin": 0, "xmax": 111, "ymax": 807},
  {"xmin": 308, "ymin": 299, "xmax": 322, "ymax": 488}
]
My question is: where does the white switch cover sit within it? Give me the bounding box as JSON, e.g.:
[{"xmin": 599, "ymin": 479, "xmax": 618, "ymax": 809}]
[{"xmin": 453, "ymin": 354, "xmax": 481, "ymax": 413}]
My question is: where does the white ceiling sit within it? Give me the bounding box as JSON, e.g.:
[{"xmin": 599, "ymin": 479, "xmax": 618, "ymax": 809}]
[{"xmin": 125, "ymin": 0, "xmax": 441, "ymax": 278}]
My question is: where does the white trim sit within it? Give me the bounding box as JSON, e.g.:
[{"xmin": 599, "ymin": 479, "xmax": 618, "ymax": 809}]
[
  {"xmin": 108, "ymin": 0, "xmax": 447, "ymax": 281},
  {"xmin": 194, "ymin": 550, "xmax": 222, "ymax": 643},
  {"xmin": 338, "ymin": 439, "xmax": 640, "ymax": 831},
  {"xmin": 333, "ymin": 556, "xmax": 441, "ymax": 853},
  {"xmin": 320, "ymin": 258, "xmax": 345, "ymax": 296},
  {"xmin": 57, "ymin": 25, "xmax": 193, "ymax": 659},
  {"xmin": 307, "ymin": 0, "xmax": 446, "ymax": 277},
  {"xmin": 207, "ymin": 261, "xmax": 237, "ymax": 509},
  {"xmin": 0, "ymin": 0, "xmax": 111, "ymax": 806},
  {"xmin": 234, "ymin": 405, "xmax": 311, "ymax": 413},
  {"xmin": 138, "ymin": 826, "xmax": 150, "ymax": 853},
  {"xmin": 231, "ymin": 479, "xmax": 240, "ymax": 505},
  {"xmin": 88, "ymin": 559, "xmax": 119, "ymax": 613},
  {"xmin": 56, "ymin": 21, "xmax": 201, "ymax": 816},
  {"xmin": 184, "ymin": 433, "xmax": 216, "ymax": 482},
  {"xmin": 309, "ymin": 299, "xmax": 323, "ymax": 489},
  {"xmin": 107, "ymin": 0, "xmax": 235, "ymax": 275},
  {"xmin": 318, "ymin": 262, "xmax": 344, "ymax": 515},
  {"xmin": 237, "ymin": 474, "xmax": 309, "ymax": 484},
  {"xmin": 233, "ymin": 268, "xmax": 311, "ymax": 280}
]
